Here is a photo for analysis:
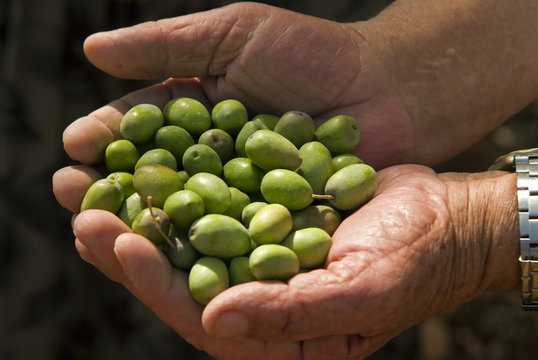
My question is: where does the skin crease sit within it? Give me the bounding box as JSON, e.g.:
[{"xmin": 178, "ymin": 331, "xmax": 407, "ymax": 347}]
[{"xmin": 51, "ymin": 1, "xmax": 538, "ymax": 359}]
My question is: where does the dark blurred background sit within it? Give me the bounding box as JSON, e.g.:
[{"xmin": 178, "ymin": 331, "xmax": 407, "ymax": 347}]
[{"xmin": 1, "ymin": 1, "xmax": 537, "ymax": 359}]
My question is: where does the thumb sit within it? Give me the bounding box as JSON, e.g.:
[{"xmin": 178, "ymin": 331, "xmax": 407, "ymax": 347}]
[
  {"xmin": 83, "ymin": 3, "xmax": 270, "ymax": 80},
  {"xmin": 201, "ymin": 258, "xmax": 374, "ymax": 342}
]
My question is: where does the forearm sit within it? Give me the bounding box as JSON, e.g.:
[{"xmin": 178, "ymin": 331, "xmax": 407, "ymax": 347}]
[{"xmin": 356, "ymin": 0, "xmax": 538, "ymax": 166}]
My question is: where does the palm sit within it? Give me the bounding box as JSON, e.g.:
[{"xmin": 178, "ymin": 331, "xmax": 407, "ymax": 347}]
[
  {"xmin": 201, "ymin": 23, "xmax": 412, "ymax": 168},
  {"xmin": 200, "ymin": 165, "xmax": 484, "ymax": 358}
]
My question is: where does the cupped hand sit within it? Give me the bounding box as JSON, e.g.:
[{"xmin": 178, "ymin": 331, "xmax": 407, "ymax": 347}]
[
  {"xmin": 79, "ymin": 2, "xmax": 413, "ymax": 169},
  {"xmin": 79, "ymin": 1, "xmax": 538, "ymax": 169},
  {"xmin": 54, "ymin": 132, "xmax": 519, "ymax": 360}
]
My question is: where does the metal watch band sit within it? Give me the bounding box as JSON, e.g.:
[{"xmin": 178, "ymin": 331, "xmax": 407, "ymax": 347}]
[
  {"xmin": 489, "ymin": 148, "xmax": 538, "ymax": 309},
  {"xmin": 514, "ymin": 152, "xmax": 538, "ymax": 310}
]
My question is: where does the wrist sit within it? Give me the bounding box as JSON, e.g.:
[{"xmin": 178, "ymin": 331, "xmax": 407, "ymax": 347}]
[
  {"xmin": 354, "ymin": 0, "xmax": 538, "ymax": 166},
  {"xmin": 442, "ymin": 171, "xmax": 520, "ymax": 297}
]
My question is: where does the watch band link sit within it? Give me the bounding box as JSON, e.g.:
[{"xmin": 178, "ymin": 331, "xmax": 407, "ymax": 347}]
[{"xmin": 515, "ymin": 152, "xmax": 538, "ymax": 310}]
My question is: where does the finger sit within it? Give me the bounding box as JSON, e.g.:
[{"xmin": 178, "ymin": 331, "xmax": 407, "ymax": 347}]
[
  {"xmin": 75, "ymin": 238, "xmax": 99, "ymax": 266},
  {"xmin": 52, "ymin": 165, "xmax": 103, "ymax": 213},
  {"xmin": 63, "ymin": 78, "xmax": 208, "ymax": 164},
  {"xmin": 73, "ymin": 209, "xmax": 131, "ymax": 282},
  {"xmin": 75, "ymin": 211, "xmax": 374, "ymax": 359},
  {"xmin": 202, "ymin": 265, "xmax": 362, "ymax": 341},
  {"xmin": 113, "ymin": 232, "xmax": 302, "ymax": 360},
  {"xmin": 202, "ymin": 248, "xmax": 409, "ymax": 360},
  {"xmin": 113, "ymin": 232, "xmax": 204, "ymax": 343},
  {"xmin": 83, "ymin": 3, "xmax": 270, "ymax": 80}
]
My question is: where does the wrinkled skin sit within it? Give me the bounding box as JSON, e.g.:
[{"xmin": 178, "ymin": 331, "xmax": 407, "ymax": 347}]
[{"xmin": 52, "ymin": 1, "xmax": 536, "ymax": 359}]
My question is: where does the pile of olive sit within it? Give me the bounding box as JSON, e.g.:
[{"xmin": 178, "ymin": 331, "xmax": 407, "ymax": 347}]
[{"xmin": 80, "ymin": 97, "xmax": 377, "ymax": 305}]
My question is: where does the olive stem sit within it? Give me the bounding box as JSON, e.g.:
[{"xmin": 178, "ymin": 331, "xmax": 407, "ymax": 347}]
[
  {"xmin": 147, "ymin": 196, "xmax": 174, "ymax": 247},
  {"xmin": 312, "ymin": 194, "xmax": 335, "ymax": 200}
]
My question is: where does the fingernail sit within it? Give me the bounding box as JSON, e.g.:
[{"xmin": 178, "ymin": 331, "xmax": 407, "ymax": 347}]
[{"xmin": 213, "ymin": 312, "xmax": 249, "ymax": 339}]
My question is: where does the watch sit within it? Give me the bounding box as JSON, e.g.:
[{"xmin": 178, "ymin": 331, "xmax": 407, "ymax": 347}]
[{"xmin": 490, "ymin": 148, "xmax": 538, "ymax": 310}]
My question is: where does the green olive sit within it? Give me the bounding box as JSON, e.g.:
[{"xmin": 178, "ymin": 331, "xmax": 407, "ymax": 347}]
[
  {"xmin": 235, "ymin": 121, "xmax": 268, "ymax": 157},
  {"xmin": 249, "ymin": 203, "xmax": 292, "ymax": 245},
  {"xmin": 331, "ymin": 153, "xmax": 363, "ymax": 171},
  {"xmin": 133, "ymin": 164, "xmax": 184, "ymax": 208},
  {"xmin": 222, "ymin": 157, "xmax": 264, "ymax": 194},
  {"xmin": 245, "ymin": 130, "xmax": 302, "ymax": 171},
  {"xmin": 291, "ymin": 205, "xmax": 341, "ymax": 235},
  {"xmin": 182, "ymin": 144, "xmax": 222, "ymax": 176},
  {"xmin": 198, "ymin": 128, "xmax": 235, "ymax": 164},
  {"xmin": 324, "ymin": 163, "xmax": 377, "ymax": 210},
  {"xmin": 189, "ymin": 257, "xmax": 229, "ymax": 305},
  {"xmin": 241, "ymin": 201, "xmax": 268, "ymax": 228},
  {"xmin": 260, "ymin": 169, "xmax": 313, "ymax": 211},
  {"xmin": 314, "ymin": 115, "xmax": 360, "ymax": 155},
  {"xmin": 281, "ymin": 228, "xmax": 331, "ymax": 268},
  {"xmin": 118, "ymin": 192, "xmax": 147, "ymax": 227},
  {"xmin": 249, "ymin": 244, "xmax": 299, "ymax": 281},
  {"xmin": 154, "ymin": 125, "xmax": 195, "ymax": 163},
  {"xmin": 184, "ymin": 172, "xmax": 231, "ymax": 214},
  {"xmin": 222, "ymin": 187, "xmax": 251, "ymax": 221},
  {"xmin": 163, "ymin": 97, "xmax": 211, "ymax": 136},
  {"xmin": 177, "ymin": 170, "xmax": 190, "ymax": 184},
  {"xmin": 189, "ymin": 214, "xmax": 251, "ymax": 258},
  {"xmin": 106, "ymin": 171, "xmax": 135, "ymax": 201},
  {"xmin": 211, "ymin": 99, "xmax": 248, "ymax": 137},
  {"xmin": 104, "ymin": 139, "xmax": 139, "ymax": 173},
  {"xmin": 80, "ymin": 178, "xmax": 123, "ymax": 214},
  {"xmin": 274, "ymin": 111, "xmax": 315, "ymax": 149},
  {"xmin": 297, "ymin": 141, "xmax": 334, "ymax": 195},
  {"xmin": 120, "ymin": 104, "xmax": 164, "ymax": 144},
  {"xmin": 250, "ymin": 114, "xmax": 280, "ymax": 130},
  {"xmin": 163, "ymin": 190, "xmax": 205, "ymax": 230},
  {"xmin": 135, "ymin": 148, "xmax": 177, "ymax": 171},
  {"xmin": 131, "ymin": 207, "xmax": 170, "ymax": 249},
  {"xmin": 229, "ymin": 256, "xmax": 256, "ymax": 286}
]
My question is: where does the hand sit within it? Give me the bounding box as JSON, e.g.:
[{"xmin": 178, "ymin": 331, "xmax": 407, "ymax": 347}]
[
  {"xmin": 78, "ymin": 2, "xmax": 538, "ymax": 169},
  {"xmin": 68, "ymin": 2, "xmax": 409, "ymax": 169},
  {"xmin": 54, "ymin": 154, "xmax": 520, "ymax": 359}
]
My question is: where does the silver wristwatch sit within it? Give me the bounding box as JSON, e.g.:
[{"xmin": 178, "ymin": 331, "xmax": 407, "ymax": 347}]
[{"xmin": 490, "ymin": 148, "xmax": 538, "ymax": 310}]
